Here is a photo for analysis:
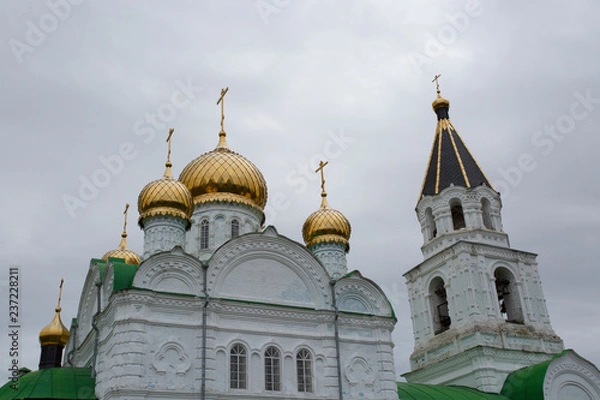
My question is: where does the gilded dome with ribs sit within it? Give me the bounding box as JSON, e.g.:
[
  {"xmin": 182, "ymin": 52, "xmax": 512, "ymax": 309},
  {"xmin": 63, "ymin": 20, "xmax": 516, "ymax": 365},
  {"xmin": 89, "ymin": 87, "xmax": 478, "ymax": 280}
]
[
  {"xmin": 302, "ymin": 195, "xmax": 351, "ymax": 251},
  {"xmin": 138, "ymin": 162, "xmax": 193, "ymax": 227},
  {"xmin": 178, "ymin": 133, "xmax": 268, "ymax": 212}
]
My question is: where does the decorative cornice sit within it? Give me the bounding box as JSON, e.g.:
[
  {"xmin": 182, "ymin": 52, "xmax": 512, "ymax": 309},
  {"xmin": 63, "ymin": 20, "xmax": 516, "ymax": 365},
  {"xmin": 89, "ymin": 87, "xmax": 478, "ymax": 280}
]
[
  {"xmin": 405, "ymin": 240, "xmax": 538, "ymax": 280},
  {"xmin": 405, "ymin": 345, "xmax": 556, "ymax": 381}
]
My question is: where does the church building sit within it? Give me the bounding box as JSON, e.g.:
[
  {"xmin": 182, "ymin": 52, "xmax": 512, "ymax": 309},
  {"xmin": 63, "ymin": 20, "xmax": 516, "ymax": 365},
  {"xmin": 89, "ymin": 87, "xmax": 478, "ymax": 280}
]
[{"xmin": 1, "ymin": 85, "xmax": 599, "ymax": 400}]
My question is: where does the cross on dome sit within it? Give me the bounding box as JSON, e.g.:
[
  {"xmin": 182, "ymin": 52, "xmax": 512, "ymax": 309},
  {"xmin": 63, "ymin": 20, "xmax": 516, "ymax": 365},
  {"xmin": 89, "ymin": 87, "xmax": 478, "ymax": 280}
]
[
  {"xmin": 432, "ymin": 74, "xmax": 442, "ymax": 95},
  {"xmin": 217, "ymin": 87, "xmax": 229, "ymax": 133},
  {"xmin": 216, "ymin": 87, "xmax": 230, "ymax": 149},
  {"xmin": 164, "ymin": 128, "xmax": 175, "ymax": 178},
  {"xmin": 315, "ymin": 160, "xmax": 330, "ymax": 208},
  {"xmin": 56, "ymin": 278, "xmax": 64, "ymax": 311},
  {"xmin": 122, "ymin": 203, "xmax": 130, "ymax": 239}
]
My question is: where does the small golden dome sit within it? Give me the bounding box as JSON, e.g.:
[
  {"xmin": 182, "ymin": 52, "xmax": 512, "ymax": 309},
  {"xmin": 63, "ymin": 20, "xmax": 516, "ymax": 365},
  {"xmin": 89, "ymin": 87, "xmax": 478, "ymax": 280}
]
[
  {"xmin": 138, "ymin": 162, "xmax": 193, "ymax": 227},
  {"xmin": 302, "ymin": 195, "xmax": 351, "ymax": 251},
  {"xmin": 178, "ymin": 132, "xmax": 268, "ymax": 212},
  {"xmin": 102, "ymin": 204, "xmax": 141, "ymax": 265},
  {"xmin": 102, "ymin": 233, "xmax": 141, "ymax": 265},
  {"xmin": 432, "ymin": 94, "xmax": 450, "ymax": 110},
  {"xmin": 39, "ymin": 307, "xmax": 70, "ymax": 347}
]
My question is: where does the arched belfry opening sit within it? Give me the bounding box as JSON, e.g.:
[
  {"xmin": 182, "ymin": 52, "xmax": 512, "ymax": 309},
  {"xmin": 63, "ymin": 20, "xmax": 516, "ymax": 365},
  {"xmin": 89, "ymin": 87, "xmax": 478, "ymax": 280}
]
[
  {"xmin": 481, "ymin": 198, "xmax": 494, "ymax": 230},
  {"xmin": 494, "ymin": 268, "xmax": 524, "ymax": 324},
  {"xmin": 425, "ymin": 207, "xmax": 437, "ymax": 240},
  {"xmin": 450, "ymin": 199, "xmax": 465, "ymax": 230},
  {"xmin": 429, "ymin": 277, "xmax": 451, "ymax": 334}
]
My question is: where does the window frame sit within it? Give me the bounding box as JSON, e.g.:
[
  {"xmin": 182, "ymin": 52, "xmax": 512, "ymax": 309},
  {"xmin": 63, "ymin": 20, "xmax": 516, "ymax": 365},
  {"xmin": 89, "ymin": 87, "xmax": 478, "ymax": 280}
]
[
  {"xmin": 264, "ymin": 346, "xmax": 281, "ymax": 391},
  {"xmin": 296, "ymin": 348, "xmax": 313, "ymax": 393},
  {"xmin": 200, "ymin": 219, "xmax": 209, "ymax": 250},
  {"xmin": 229, "ymin": 343, "xmax": 247, "ymax": 389}
]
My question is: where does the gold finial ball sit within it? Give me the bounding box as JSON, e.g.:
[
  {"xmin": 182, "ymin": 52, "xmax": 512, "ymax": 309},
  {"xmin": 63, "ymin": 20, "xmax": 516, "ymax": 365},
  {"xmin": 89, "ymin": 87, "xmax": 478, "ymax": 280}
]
[
  {"xmin": 302, "ymin": 206, "xmax": 351, "ymax": 251},
  {"xmin": 138, "ymin": 176, "xmax": 194, "ymax": 227},
  {"xmin": 178, "ymin": 147, "xmax": 268, "ymax": 212},
  {"xmin": 39, "ymin": 310, "xmax": 70, "ymax": 347}
]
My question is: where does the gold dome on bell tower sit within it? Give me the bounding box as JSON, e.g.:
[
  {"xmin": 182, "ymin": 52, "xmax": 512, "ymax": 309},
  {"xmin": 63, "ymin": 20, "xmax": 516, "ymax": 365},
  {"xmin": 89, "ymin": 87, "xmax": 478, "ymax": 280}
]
[
  {"xmin": 302, "ymin": 161, "xmax": 351, "ymax": 251},
  {"xmin": 178, "ymin": 87, "xmax": 268, "ymax": 215}
]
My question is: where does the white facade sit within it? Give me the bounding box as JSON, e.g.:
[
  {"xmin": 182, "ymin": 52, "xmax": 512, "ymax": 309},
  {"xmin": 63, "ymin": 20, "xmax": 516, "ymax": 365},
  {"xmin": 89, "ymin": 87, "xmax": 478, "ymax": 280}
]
[{"xmin": 67, "ymin": 224, "xmax": 397, "ymax": 399}]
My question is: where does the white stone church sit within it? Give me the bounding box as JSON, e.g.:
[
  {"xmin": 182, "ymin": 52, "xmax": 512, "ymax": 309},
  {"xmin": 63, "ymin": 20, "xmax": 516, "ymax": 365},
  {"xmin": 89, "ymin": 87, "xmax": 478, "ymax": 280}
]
[{"xmin": 1, "ymin": 88, "xmax": 599, "ymax": 400}]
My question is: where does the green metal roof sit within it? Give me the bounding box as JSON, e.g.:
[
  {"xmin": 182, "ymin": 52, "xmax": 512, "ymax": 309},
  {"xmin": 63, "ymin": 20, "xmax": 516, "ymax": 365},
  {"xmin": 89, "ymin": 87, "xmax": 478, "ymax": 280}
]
[
  {"xmin": 90, "ymin": 257, "xmax": 139, "ymax": 292},
  {"xmin": 110, "ymin": 261, "xmax": 139, "ymax": 291},
  {"xmin": 0, "ymin": 368, "xmax": 95, "ymax": 399},
  {"xmin": 398, "ymin": 382, "xmax": 511, "ymax": 400},
  {"xmin": 500, "ymin": 350, "xmax": 568, "ymax": 400}
]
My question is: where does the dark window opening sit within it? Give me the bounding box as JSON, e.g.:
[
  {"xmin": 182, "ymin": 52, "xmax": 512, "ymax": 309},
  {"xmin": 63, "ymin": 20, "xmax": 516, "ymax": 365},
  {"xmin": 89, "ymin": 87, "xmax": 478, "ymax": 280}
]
[
  {"xmin": 450, "ymin": 200, "xmax": 466, "ymax": 230},
  {"xmin": 200, "ymin": 220, "xmax": 209, "ymax": 250},
  {"xmin": 231, "ymin": 219, "xmax": 240, "ymax": 238},
  {"xmin": 495, "ymin": 269, "xmax": 524, "ymax": 324},
  {"xmin": 481, "ymin": 198, "xmax": 494, "ymax": 230},
  {"xmin": 425, "ymin": 208, "xmax": 437, "ymax": 240},
  {"xmin": 430, "ymin": 278, "xmax": 451, "ymax": 334}
]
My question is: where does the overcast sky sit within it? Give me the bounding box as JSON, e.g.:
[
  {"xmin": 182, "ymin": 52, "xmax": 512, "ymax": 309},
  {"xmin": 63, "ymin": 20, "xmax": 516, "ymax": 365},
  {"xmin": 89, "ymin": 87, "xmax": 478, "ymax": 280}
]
[{"xmin": 0, "ymin": 0, "xmax": 598, "ymax": 380}]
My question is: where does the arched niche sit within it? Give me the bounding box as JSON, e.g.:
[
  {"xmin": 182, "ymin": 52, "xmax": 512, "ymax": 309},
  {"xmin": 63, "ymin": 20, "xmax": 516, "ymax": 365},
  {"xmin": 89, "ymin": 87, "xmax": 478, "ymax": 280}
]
[{"xmin": 429, "ymin": 276, "xmax": 451, "ymax": 334}]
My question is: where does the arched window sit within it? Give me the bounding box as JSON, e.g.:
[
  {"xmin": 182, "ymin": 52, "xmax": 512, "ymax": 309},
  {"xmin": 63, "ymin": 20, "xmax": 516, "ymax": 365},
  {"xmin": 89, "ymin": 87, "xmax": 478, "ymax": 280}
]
[
  {"xmin": 265, "ymin": 346, "xmax": 281, "ymax": 391},
  {"xmin": 200, "ymin": 220, "xmax": 209, "ymax": 250},
  {"xmin": 494, "ymin": 268, "xmax": 524, "ymax": 323},
  {"xmin": 231, "ymin": 219, "xmax": 240, "ymax": 238},
  {"xmin": 481, "ymin": 198, "xmax": 494, "ymax": 230},
  {"xmin": 230, "ymin": 344, "xmax": 247, "ymax": 389},
  {"xmin": 425, "ymin": 207, "xmax": 437, "ymax": 240},
  {"xmin": 296, "ymin": 348, "xmax": 313, "ymax": 392},
  {"xmin": 450, "ymin": 199, "xmax": 466, "ymax": 230},
  {"xmin": 430, "ymin": 277, "xmax": 451, "ymax": 334}
]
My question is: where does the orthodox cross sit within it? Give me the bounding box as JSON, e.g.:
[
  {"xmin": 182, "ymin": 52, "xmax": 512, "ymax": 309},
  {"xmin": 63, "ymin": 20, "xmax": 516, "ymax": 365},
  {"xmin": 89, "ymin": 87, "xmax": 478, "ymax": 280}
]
[
  {"xmin": 217, "ymin": 87, "xmax": 229, "ymax": 132},
  {"xmin": 315, "ymin": 160, "xmax": 329, "ymax": 195},
  {"xmin": 432, "ymin": 74, "xmax": 442, "ymax": 95},
  {"xmin": 57, "ymin": 278, "xmax": 64, "ymax": 310},
  {"xmin": 166, "ymin": 128, "xmax": 174, "ymax": 163},
  {"xmin": 122, "ymin": 203, "xmax": 130, "ymax": 237}
]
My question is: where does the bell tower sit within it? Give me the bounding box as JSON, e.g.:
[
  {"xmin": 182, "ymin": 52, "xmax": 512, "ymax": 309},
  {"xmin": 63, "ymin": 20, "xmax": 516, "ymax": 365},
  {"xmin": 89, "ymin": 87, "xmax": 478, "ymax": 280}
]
[{"xmin": 402, "ymin": 79, "xmax": 564, "ymax": 393}]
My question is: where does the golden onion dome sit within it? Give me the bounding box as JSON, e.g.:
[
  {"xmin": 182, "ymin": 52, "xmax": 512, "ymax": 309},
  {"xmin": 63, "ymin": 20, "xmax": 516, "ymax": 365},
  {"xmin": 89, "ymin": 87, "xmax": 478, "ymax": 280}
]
[
  {"xmin": 138, "ymin": 161, "xmax": 193, "ymax": 227},
  {"xmin": 39, "ymin": 307, "xmax": 70, "ymax": 347},
  {"xmin": 178, "ymin": 132, "xmax": 268, "ymax": 212},
  {"xmin": 39, "ymin": 279, "xmax": 70, "ymax": 347},
  {"xmin": 431, "ymin": 75, "xmax": 450, "ymax": 111},
  {"xmin": 102, "ymin": 233, "xmax": 141, "ymax": 265},
  {"xmin": 432, "ymin": 93, "xmax": 450, "ymax": 110},
  {"xmin": 102, "ymin": 204, "xmax": 141, "ymax": 265},
  {"xmin": 302, "ymin": 194, "xmax": 351, "ymax": 251}
]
